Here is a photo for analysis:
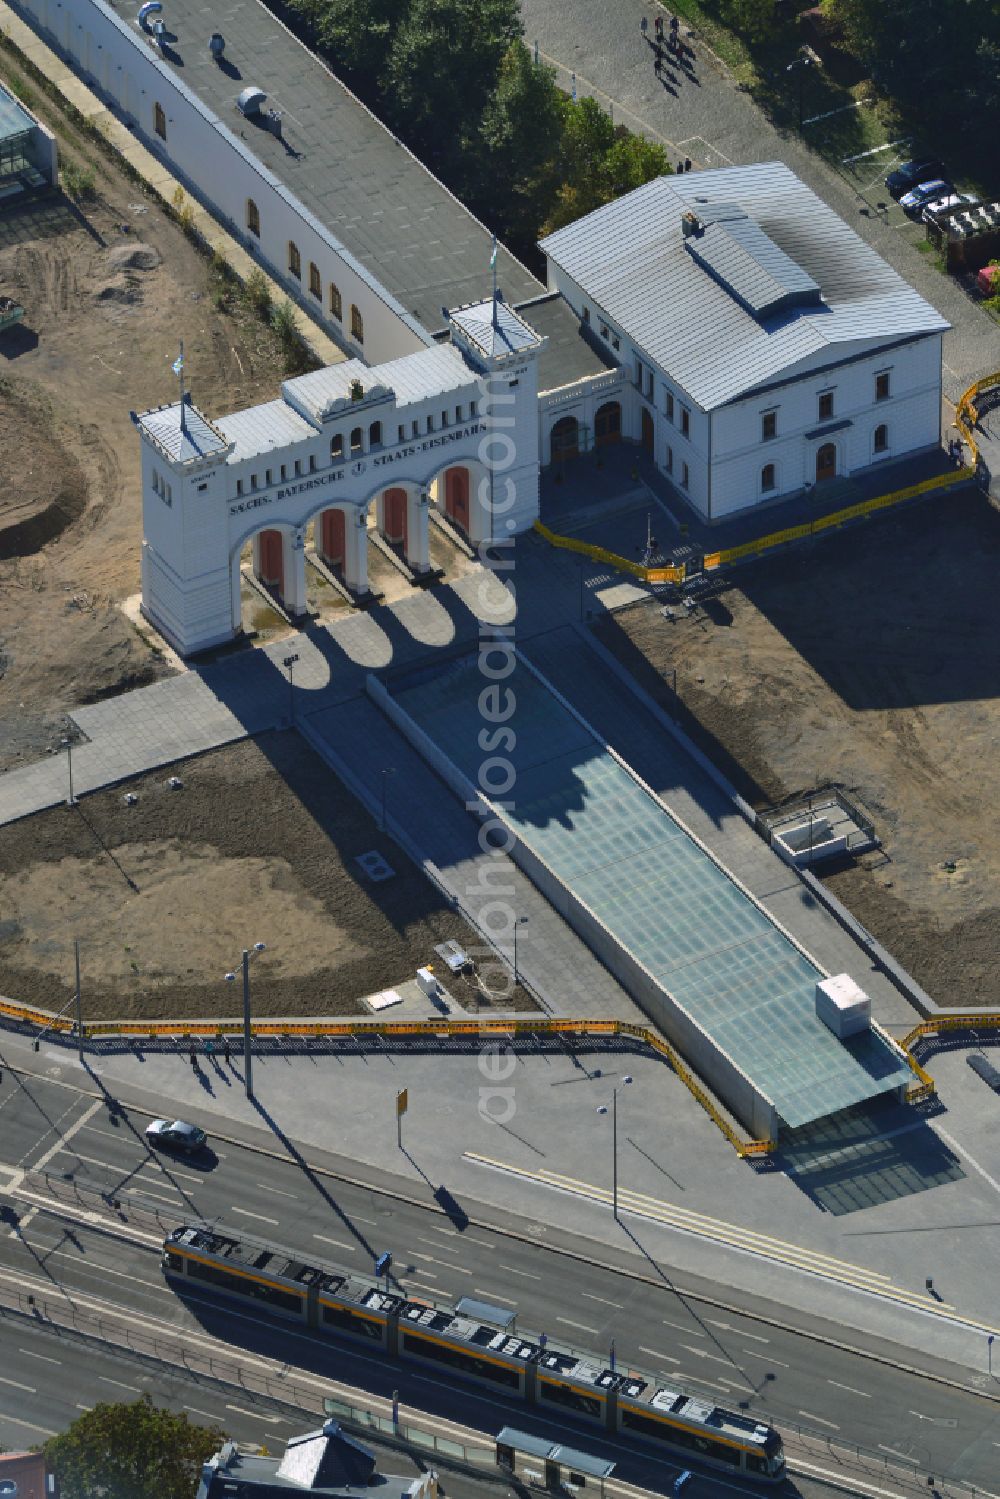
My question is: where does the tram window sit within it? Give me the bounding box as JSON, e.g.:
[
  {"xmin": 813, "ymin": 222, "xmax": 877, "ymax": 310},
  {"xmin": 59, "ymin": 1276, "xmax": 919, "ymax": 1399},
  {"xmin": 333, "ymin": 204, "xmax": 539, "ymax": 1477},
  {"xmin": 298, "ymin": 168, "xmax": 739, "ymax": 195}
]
[
  {"xmin": 746, "ymin": 1455, "xmax": 768, "ymax": 1475},
  {"xmin": 163, "ymin": 1251, "xmax": 184, "ymax": 1272},
  {"xmin": 249, "ymin": 1282, "xmax": 303, "ymax": 1314},
  {"xmin": 619, "ymin": 1409, "xmax": 739, "ymax": 1464},
  {"xmin": 185, "ymin": 1259, "xmax": 249, "ymax": 1294},
  {"xmin": 402, "ymin": 1332, "xmax": 520, "ymax": 1387},
  {"xmin": 321, "ymin": 1303, "xmax": 383, "ymax": 1339},
  {"xmin": 538, "ymin": 1381, "xmax": 603, "ymax": 1418}
]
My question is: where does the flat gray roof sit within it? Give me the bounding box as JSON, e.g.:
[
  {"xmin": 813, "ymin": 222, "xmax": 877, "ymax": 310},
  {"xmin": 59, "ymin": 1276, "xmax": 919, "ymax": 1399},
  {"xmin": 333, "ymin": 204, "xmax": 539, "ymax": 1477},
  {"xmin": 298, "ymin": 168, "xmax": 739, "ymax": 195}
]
[
  {"xmin": 518, "ymin": 293, "xmax": 619, "ymax": 393},
  {"xmin": 394, "ymin": 656, "xmax": 913, "ymax": 1132},
  {"xmin": 113, "ymin": 0, "xmax": 542, "ymax": 335},
  {"xmin": 541, "ymin": 161, "xmax": 950, "ymax": 410}
]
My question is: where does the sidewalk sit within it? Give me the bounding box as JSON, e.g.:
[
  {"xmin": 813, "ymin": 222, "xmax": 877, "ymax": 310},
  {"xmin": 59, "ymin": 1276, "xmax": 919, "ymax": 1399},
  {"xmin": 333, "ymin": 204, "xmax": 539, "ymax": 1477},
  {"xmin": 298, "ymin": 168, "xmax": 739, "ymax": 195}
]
[{"xmin": 0, "ymin": 0, "xmax": 344, "ymax": 367}]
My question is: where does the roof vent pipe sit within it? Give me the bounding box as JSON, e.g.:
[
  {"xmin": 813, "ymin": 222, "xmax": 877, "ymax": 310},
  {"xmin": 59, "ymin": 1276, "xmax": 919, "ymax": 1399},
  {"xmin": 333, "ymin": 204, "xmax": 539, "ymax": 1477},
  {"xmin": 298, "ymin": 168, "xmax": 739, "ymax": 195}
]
[
  {"xmin": 681, "ymin": 210, "xmax": 701, "ymax": 239},
  {"xmin": 209, "ymin": 31, "xmax": 225, "ymax": 58}
]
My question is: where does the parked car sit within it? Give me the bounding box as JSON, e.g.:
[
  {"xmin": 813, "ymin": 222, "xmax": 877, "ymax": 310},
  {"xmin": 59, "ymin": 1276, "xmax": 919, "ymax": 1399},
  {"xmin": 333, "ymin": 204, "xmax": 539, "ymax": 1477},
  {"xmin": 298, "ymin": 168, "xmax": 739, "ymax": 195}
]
[
  {"xmin": 921, "ymin": 191, "xmax": 978, "ymax": 224},
  {"xmin": 145, "ymin": 1118, "xmax": 207, "ymax": 1153},
  {"xmin": 966, "ymin": 1054, "xmax": 1000, "ymax": 1092},
  {"xmin": 885, "ymin": 157, "xmax": 947, "ymax": 199},
  {"xmin": 899, "ymin": 179, "xmax": 953, "ymax": 215}
]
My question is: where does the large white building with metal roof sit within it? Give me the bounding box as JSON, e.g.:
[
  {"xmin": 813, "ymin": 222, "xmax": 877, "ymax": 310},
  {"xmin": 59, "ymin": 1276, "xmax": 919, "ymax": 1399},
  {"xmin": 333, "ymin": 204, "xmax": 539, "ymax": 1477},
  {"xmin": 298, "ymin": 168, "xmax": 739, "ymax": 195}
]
[{"xmin": 540, "ymin": 163, "xmax": 950, "ymax": 520}]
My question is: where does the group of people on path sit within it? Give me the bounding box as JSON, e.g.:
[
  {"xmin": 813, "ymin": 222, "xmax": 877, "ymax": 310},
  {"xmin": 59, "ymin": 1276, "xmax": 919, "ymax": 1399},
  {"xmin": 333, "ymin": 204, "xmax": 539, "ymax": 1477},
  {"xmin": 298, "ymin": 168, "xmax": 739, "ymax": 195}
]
[
  {"xmin": 641, "ymin": 12, "xmax": 692, "ymax": 88},
  {"xmin": 190, "ymin": 1035, "xmax": 232, "ymax": 1070}
]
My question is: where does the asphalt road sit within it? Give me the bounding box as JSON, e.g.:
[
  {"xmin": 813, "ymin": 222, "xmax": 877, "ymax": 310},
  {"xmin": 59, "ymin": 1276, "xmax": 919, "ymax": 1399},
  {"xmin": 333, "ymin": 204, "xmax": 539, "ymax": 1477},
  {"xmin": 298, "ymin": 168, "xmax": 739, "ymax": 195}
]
[{"xmin": 1, "ymin": 1061, "xmax": 998, "ymax": 1495}]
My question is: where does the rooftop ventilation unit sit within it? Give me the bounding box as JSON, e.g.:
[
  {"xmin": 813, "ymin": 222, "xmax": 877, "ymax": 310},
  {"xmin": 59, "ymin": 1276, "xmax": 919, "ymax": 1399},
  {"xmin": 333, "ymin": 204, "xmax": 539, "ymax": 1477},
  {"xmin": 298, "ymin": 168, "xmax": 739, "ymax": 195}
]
[
  {"xmin": 236, "ymin": 86, "xmax": 267, "ymax": 117},
  {"xmin": 137, "ymin": 0, "xmax": 162, "ymax": 26},
  {"xmin": 209, "ymin": 31, "xmax": 225, "ymax": 59}
]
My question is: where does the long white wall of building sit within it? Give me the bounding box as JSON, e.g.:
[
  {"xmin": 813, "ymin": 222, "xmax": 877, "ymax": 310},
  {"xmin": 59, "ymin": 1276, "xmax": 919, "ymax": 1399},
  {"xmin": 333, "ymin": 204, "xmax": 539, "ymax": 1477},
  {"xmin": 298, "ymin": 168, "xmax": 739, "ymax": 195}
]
[{"xmin": 12, "ymin": 0, "xmax": 429, "ymax": 365}]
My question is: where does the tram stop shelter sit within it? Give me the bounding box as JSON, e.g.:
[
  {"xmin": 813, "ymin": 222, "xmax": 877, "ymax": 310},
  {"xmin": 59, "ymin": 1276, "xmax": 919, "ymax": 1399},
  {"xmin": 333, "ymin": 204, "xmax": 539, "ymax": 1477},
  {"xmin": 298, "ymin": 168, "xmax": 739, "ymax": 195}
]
[{"xmin": 495, "ymin": 1428, "xmax": 615, "ymax": 1498}]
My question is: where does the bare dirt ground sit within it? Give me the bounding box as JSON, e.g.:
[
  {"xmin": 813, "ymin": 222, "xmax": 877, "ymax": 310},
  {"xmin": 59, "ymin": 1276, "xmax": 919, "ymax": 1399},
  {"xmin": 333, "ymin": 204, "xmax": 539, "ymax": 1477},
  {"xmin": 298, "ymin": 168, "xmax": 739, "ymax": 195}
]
[
  {"xmin": 596, "ymin": 488, "xmax": 1000, "ymax": 1010},
  {"xmin": 0, "ymin": 732, "xmax": 528, "ymax": 1022}
]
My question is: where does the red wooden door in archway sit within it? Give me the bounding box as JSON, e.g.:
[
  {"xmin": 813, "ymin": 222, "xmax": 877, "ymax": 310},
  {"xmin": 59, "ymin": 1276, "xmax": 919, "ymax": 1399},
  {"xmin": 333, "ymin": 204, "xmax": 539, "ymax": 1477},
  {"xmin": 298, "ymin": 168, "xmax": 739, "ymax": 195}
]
[
  {"xmin": 384, "ymin": 487, "xmax": 408, "ymax": 548},
  {"xmin": 319, "ymin": 508, "xmax": 345, "ymax": 567},
  {"xmin": 816, "ymin": 443, "xmax": 837, "ymax": 482},
  {"xmin": 444, "ymin": 467, "xmax": 470, "ymax": 532},
  {"xmin": 258, "ymin": 529, "xmax": 283, "ymax": 592}
]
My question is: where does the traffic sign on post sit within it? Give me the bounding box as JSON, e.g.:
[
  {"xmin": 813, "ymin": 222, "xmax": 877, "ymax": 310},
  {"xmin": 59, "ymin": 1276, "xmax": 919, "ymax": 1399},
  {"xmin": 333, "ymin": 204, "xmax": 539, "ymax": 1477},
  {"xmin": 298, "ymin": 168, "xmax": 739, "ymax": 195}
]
[{"xmin": 396, "ymin": 1088, "xmax": 408, "ymax": 1148}]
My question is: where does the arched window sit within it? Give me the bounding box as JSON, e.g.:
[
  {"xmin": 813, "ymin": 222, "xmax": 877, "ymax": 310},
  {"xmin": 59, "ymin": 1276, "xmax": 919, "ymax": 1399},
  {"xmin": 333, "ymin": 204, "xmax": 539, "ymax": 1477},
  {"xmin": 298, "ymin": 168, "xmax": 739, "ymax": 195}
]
[
  {"xmin": 350, "ymin": 426, "xmax": 363, "ymax": 454},
  {"xmin": 329, "ymin": 284, "xmax": 342, "ymax": 320},
  {"xmin": 761, "ymin": 462, "xmax": 776, "ymax": 492},
  {"xmin": 288, "ymin": 241, "xmax": 301, "ymax": 279},
  {"xmin": 369, "ymin": 420, "xmax": 382, "ymax": 448},
  {"xmin": 154, "ymin": 102, "xmax": 166, "ymax": 139},
  {"xmin": 309, "ymin": 262, "xmax": 321, "ymax": 299},
  {"xmin": 350, "ymin": 303, "xmax": 364, "ymax": 343},
  {"xmin": 331, "ymin": 434, "xmax": 343, "ymax": 461},
  {"xmin": 246, "ymin": 198, "xmax": 260, "ymax": 237},
  {"xmin": 874, "ymin": 423, "xmax": 889, "ymax": 453}
]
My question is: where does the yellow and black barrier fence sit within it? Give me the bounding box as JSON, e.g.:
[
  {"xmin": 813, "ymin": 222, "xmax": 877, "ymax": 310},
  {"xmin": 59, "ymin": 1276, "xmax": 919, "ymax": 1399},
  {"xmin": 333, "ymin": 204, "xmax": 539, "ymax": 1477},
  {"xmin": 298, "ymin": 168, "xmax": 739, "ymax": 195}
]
[
  {"xmin": 533, "ymin": 519, "xmax": 685, "ymax": 586},
  {"xmin": 955, "ymin": 369, "xmax": 1000, "ymax": 466},
  {"xmin": 3, "ymin": 995, "xmax": 774, "ymax": 1158}
]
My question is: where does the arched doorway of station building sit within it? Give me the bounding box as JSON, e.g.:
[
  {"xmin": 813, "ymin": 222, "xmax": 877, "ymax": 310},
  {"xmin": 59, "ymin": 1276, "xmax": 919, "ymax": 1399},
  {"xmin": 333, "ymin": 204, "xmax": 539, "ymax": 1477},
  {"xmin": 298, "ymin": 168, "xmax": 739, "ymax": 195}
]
[
  {"xmin": 382, "ymin": 486, "xmax": 408, "ymax": 549},
  {"xmin": 595, "ymin": 401, "xmax": 622, "ymax": 447},
  {"xmin": 317, "ymin": 508, "xmax": 346, "ymax": 569},
  {"xmin": 443, "ymin": 466, "xmax": 470, "ymax": 533},
  {"xmin": 234, "ymin": 523, "xmax": 297, "ymax": 642},
  {"xmin": 816, "ymin": 442, "xmax": 837, "ymax": 483},
  {"xmin": 640, "ymin": 407, "xmax": 654, "ymax": 456},
  {"xmin": 550, "ymin": 414, "xmax": 579, "ymax": 463}
]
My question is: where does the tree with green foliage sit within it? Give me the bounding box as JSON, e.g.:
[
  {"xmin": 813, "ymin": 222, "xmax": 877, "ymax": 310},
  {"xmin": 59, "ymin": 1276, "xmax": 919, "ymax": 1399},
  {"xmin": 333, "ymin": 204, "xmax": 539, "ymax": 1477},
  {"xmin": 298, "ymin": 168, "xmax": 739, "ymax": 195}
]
[
  {"xmin": 288, "ymin": 0, "xmax": 409, "ymax": 92},
  {"xmin": 381, "ymin": 0, "xmax": 522, "ymax": 173},
  {"xmin": 716, "ymin": 0, "xmax": 782, "ymax": 45},
  {"xmin": 43, "ymin": 1395, "xmax": 225, "ymax": 1499},
  {"xmin": 478, "ymin": 42, "xmax": 564, "ymax": 241},
  {"xmin": 544, "ymin": 97, "xmax": 669, "ymax": 233}
]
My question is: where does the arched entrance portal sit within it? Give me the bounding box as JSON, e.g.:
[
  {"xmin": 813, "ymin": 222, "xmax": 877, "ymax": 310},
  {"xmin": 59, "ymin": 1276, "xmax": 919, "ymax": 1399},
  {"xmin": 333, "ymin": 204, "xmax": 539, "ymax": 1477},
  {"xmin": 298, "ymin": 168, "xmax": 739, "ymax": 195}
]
[
  {"xmin": 595, "ymin": 401, "xmax": 622, "ymax": 447},
  {"xmin": 383, "ymin": 486, "xmax": 408, "ymax": 549},
  {"xmin": 444, "ymin": 467, "xmax": 470, "ymax": 533},
  {"xmin": 256, "ymin": 528, "xmax": 283, "ymax": 593},
  {"xmin": 317, "ymin": 508, "xmax": 346, "ymax": 568},
  {"xmin": 641, "ymin": 407, "xmax": 654, "ymax": 456},
  {"xmin": 816, "ymin": 442, "xmax": 837, "ymax": 483},
  {"xmin": 550, "ymin": 415, "xmax": 579, "ymax": 463}
]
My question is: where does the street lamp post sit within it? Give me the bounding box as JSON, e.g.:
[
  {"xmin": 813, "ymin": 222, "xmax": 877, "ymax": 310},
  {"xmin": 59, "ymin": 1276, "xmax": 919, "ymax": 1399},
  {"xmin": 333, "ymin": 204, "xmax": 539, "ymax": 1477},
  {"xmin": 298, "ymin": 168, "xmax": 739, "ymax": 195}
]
[
  {"xmin": 283, "ymin": 652, "xmax": 299, "ymax": 728},
  {"xmin": 225, "ymin": 941, "xmax": 266, "ymax": 1099},
  {"xmin": 512, "ymin": 914, "xmax": 528, "ymax": 988},
  {"xmin": 597, "ymin": 1075, "xmax": 633, "ymax": 1221},
  {"xmin": 380, "ymin": 767, "xmax": 396, "ymax": 833},
  {"xmin": 786, "ymin": 53, "xmax": 813, "ymax": 131},
  {"xmin": 74, "ymin": 937, "xmax": 83, "ymax": 1065},
  {"xmin": 61, "ymin": 735, "xmax": 77, "ymax": 807}
]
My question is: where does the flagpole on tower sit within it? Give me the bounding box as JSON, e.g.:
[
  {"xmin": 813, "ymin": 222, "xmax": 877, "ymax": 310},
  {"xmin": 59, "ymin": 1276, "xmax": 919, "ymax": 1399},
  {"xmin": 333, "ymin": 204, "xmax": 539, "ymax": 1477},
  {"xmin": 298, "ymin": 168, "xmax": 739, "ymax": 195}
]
[
  {"xmin": 490, "ymin": 234, "xmax": 498, "ymax": 328},
  {"xmin": 173, "ymin": 341, "xmax": 186, "ymax": 432}
]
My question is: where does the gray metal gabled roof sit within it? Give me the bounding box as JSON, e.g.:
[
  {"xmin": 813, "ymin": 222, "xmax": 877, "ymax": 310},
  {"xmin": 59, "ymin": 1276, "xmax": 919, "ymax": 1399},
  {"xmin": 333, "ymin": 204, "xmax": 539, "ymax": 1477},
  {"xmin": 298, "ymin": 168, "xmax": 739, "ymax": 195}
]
[
  {"xmin": 134, "ymin": 398, "xmax": 231, "ymax": 463},
  {"xmin": 540, "ymin": 162, "xmax": 950, "ymax": 411},
  {"xmin": 449, "ymin": 296, "xmax": 543, "ymax": 360},
  {"xmin": 684, "ymin": 208, "xmax": 820, "ymax": 318}
]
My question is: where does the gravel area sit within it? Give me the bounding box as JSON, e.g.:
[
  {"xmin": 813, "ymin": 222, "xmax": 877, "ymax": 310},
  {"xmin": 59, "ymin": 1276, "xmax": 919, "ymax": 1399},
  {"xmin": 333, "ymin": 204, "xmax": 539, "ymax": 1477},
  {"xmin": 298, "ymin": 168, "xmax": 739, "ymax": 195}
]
[{"xmin": 0, "ymin": 732, "xmax": 530, "ymax": 1022}]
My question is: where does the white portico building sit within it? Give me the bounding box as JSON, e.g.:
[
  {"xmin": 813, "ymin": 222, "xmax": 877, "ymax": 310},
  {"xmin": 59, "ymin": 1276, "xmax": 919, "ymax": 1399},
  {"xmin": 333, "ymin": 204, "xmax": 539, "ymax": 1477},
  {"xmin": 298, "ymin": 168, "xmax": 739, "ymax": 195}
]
[{"xmin": 136, "ymin": 298, "xmax": 544, "ymax": 655}]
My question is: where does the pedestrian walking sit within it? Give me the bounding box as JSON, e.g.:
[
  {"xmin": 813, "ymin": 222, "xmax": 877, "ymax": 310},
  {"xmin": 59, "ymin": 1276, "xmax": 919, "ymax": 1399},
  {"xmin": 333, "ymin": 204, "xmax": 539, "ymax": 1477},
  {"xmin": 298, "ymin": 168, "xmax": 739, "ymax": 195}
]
[
  {"xmin": 223, "ymin": 1035, "xmax": 231, "ymax": 1066},
  {"xmin": 684, "ymin": 156, "xmax": 692, "ymax": 172},
  {"xmin": 189, "ymin": 1044, "xmax": 197, "ymax": 1068},
  {"xmin": 206, "ymin": 1037, "xmax": 215, "ymax": 1064},
  {"xmin": 654, "ymin": 14, "xmax": 663, "ymax": 39},
  {"xmin": 669, "ymin": 13, "xmax": 679, "ymax": 32},
  {"xmin": 640, "ymin": 15, "xmax": 648, "ymax": 38}
]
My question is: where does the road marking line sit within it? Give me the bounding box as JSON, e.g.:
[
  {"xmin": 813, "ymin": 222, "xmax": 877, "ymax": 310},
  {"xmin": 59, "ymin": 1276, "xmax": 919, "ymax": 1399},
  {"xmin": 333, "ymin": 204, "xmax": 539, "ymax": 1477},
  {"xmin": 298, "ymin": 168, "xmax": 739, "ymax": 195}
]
[
  {"xmin": 556, "ymin": 1315, "xmax": 599, "ymax": 1334},
  {"xmin": 639, "ymin": 1347, "xmax": 680, "ymax": 1364},
  {"xmin": 255, "ymin": 1183, "xmax": 297, "ymax": 1198},
  {"xmin": 32, "ymin": 1099, "xmax": 103, "ymax": 1174},
  {"xmin": 662, "ymin": 1317, "xmax": 700, "ymax": 1335},
  {"xmin": 226, "ymin": 1405, "xmax": 283, "ymax": 1422},
  {"xmin": 842, "ymin": 136, "xmax": 910, "ymax": 165},
  {"xmin": 828, "ymin": 1380, "xmax": 870, "ymax": 1398},
  {"xmin": 230, "ymin": 1207, "xmax": 279, "ymax": 1225},
  {"xmin": 878, "ymin": 1444, "xmax": 914, "ymax": 1462},
  {"xmin": 0, "ymin": 1375, "xmax": 36, "ymax": 1392},
  {"xmin": 473, "ymin": 1287, "xmax": 516, "ymax": 1304},
  {"xmin": 741, "ymin": 1349, "xmax": 788, "ymax": 1367},
  {"xmin": 100, "ymin": 1376, "xmax": 143, "ymax": 1393},
  {"xmin": 312, "ymin": 1234, "xmax": 356, "ymax": 1252},
  {"xmin": 0, "ymin": 1414, "xmax": 56, "ymax": 1435},
  {"xmin": 11, "ymin": 1206, "xmax": 38, "ymax": 1237},
  {"xmin": 75, "ymin": 1404, "xmax": 92, "ymax": 1412},
  {"xmin": 936, "ymin": 1126, "xmax": 1000, "ymax": 1197},
  {"xmin": 793, "ymin": 1458, "xmax": 916, "ymax": 1499},
  {"xmin": 582, "ymin": 1292, "xmax": 623, "ymax": 1308},
  {"xmin": 185, "ymin": 1405, "xmax": 224, "ymax": 1421},
  {"xmin": 498, "ymin": 1263, "xmax": 540, "ymax": 1279},
  {"xmin": 803, "ymin": 98, "xmax": 864, "ymax": 126},
  {"xmin": 740, "ymin": 1331, "xmax": 769, "ymax": 1343},
  {"xmin": 799, "ymin": 1410, "xmax": 840, "ymax": 1430},
  {"xmin": 18, "ymin": 1348, "xmax": 62, "ymax": 1364}
]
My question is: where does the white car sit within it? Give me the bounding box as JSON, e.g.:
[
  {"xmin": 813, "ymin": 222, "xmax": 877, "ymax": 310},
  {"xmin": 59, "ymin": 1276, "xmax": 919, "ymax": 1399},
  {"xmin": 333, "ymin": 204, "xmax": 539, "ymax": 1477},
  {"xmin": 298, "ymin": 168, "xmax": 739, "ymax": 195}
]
[
  {"xmin": 145, "ymin": 1118, "xmax": 207, "ymax": 1154},
  {"xmin": 921, "ymin": 191, "xmax": 978, "ymax": 224}
]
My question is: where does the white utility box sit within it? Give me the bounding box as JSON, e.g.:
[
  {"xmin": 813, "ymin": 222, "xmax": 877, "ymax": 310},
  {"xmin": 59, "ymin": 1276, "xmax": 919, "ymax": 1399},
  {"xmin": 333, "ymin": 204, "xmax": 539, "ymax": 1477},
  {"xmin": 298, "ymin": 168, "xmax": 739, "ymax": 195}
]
[
  {"xmin": 416, "ymin": 966, "xmax": 440, "ymax": 999},
  {"xmin": 816, "ymin": 973, "xmax": 871, "ymax": 1037}
]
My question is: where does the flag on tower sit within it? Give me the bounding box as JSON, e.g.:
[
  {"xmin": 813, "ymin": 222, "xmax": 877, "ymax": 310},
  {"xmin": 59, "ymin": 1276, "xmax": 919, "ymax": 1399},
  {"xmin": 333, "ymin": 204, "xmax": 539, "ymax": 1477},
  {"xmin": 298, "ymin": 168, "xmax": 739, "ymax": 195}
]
[
  {"xmin": 172, "ymin": 350, "xmax": 184, "ymax": 376},
  {"xmin": 490, "ymin": 234, "xmax": 497, "ymax": 269}
]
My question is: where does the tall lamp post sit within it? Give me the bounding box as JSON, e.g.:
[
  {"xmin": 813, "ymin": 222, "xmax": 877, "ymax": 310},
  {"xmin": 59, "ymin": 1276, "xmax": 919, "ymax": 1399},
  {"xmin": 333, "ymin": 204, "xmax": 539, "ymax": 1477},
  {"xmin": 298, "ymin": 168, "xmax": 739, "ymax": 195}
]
[
  {"xmin": 512, "ymin": 914, "xmax": 528, "ymax": 988},
  {"xmin": 61, "ymin": 735, "xmax": 77, "ymax": 807},
  {"xmin": 597, "ymin": 1074, "xmax": 633, "ymax": 1222},
  {"xmin": 225, "ymin": 941, "xmax": 266, "ymax": 1099},
  {"xmin": 786, "ymin": 52, "xmax": 813, "ymax": 131},
  {"xmin": 283, "ymin": 652, "xmax": 300, "ymax": 728}
]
